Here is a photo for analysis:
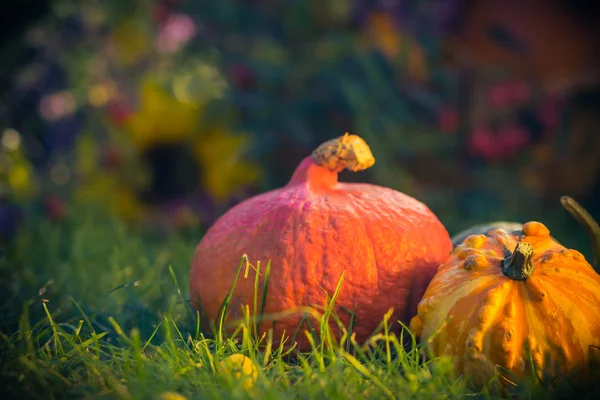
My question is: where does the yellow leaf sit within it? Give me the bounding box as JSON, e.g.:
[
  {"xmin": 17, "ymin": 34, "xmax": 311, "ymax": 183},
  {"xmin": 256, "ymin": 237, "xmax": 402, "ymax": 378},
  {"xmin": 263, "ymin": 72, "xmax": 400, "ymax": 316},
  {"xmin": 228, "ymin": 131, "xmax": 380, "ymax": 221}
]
[
  {"xmin": 193, "ymin": 130, "xmax": 261, "ymax": 201},
  {"xmin": 126, "ymin": 80, "xmax": 201, "ymax": 149}
]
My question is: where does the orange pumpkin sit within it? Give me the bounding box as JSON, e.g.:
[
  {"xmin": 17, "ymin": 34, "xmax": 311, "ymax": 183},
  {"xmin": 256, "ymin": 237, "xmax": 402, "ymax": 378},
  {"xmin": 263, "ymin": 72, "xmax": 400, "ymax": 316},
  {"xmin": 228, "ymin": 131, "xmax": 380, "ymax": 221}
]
[
  {"xmin": 190, "ymin": 134, "xmax": 452, "ymax": 350},
  {"xmin": 410, "ymin": 197, "xmax": 600, "ymax": 388}
]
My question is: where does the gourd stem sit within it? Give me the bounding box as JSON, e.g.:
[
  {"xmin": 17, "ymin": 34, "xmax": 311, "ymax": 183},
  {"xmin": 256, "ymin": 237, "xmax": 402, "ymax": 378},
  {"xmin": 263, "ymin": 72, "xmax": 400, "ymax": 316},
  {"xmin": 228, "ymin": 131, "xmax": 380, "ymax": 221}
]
[
  {"xmin": 502, "ymin": 241, "xmax": 535, "ymax": 280},
  {"xmin": 560, "ymin": 196, "xmax": 600, "ymax": 271},
  {"xmin": 311, "ymin": 133, "xmax": 375, "ymax": 173}
]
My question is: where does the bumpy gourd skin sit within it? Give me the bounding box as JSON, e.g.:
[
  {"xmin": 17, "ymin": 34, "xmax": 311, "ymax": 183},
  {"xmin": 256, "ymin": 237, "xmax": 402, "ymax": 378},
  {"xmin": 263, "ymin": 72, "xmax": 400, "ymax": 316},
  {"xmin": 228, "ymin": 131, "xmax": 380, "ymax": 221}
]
[
  {"xmin": 410, "ymin": 221, "xmax": 600, "ymax": 388},
  {"xmin": 190, "ymin": 155, "xmax": 452, "ymax": 350}
]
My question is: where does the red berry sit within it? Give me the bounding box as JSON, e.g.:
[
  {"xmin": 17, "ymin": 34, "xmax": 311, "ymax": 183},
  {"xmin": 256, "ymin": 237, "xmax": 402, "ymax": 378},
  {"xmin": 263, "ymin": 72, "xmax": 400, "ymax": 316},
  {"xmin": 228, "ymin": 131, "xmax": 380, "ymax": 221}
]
[
  {"xmin": 107, "ymin": 102, "xmax": 132, "ymax": 125},
  {"xmin": 45, "ymin": 196, "xmax": 65, "ymax": 221},
  {"xmin": 104, "ymin": 146, "xmax": 122, "ymax": 168}
]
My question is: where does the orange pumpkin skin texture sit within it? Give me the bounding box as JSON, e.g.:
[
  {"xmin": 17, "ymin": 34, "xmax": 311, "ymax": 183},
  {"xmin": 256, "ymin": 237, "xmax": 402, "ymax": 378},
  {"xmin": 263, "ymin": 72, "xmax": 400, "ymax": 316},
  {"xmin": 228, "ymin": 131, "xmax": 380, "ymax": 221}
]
[
  {"xmin": 410, "ymin": 221, "xmax": 600, "ymax": 387},
  {"xmin": 189, "ymin": 134, "xmax": 452, "ymax": 350}
]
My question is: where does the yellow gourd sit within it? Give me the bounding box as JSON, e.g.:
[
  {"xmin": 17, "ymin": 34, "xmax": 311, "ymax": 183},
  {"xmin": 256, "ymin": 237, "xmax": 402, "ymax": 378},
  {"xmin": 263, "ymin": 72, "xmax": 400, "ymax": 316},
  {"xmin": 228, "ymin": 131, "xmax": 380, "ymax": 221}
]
[{"xmin": 410, "ymin": 196, "xmax": 600, "ymax": 388}]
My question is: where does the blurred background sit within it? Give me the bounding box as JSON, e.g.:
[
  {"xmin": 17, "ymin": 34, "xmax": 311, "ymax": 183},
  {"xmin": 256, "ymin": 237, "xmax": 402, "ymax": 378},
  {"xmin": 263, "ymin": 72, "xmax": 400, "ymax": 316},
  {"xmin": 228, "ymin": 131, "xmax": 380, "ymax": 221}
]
[{"xmin": 1, "ymin": 0, "xmax": 600, "ymax": 252}]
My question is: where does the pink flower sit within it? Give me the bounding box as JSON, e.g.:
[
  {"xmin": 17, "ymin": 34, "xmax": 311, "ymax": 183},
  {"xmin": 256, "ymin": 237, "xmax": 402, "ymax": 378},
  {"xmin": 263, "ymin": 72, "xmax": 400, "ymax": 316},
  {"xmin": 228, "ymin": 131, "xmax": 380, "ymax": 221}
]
[
  {"xmin": 468, "ymin": 127, "xmax": 499, "ymax": 159},
  {"xmin": 155, "ymin": 13, "xmax": 197, "ymax": 54},
  {"xmin": 39, "ymin": 91, "xmax": 77, "ymax": 121}
]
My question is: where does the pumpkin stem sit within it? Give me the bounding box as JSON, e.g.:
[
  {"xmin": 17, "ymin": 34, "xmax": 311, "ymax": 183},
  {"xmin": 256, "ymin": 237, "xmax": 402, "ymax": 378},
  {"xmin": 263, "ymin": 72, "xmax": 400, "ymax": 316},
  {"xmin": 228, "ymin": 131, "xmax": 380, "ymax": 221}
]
[
  {"xmin": 502, "ymin": 241, "xmax": 535, "ymax": 280},
  {"xmin": 311, "ymin": 133, "xmax": 375, "ymax": 173},
  {"xmin": 560, "ymin": 196, "xmax": 600, "ymax": 271}
]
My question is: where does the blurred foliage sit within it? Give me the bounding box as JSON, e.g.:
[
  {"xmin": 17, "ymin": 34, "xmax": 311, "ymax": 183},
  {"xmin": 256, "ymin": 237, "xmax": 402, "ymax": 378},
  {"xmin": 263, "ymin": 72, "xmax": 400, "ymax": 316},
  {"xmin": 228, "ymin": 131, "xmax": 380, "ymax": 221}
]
[{"xmin": 0, "ymin": 0, "xmax": 599, "ymax": 255}]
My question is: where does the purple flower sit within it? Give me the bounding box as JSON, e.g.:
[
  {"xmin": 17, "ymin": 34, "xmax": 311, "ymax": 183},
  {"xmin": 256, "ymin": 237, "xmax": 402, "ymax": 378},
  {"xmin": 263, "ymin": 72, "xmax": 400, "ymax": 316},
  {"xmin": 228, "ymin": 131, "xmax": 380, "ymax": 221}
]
[{"xmin": 0, "ymin": 202, "xmax": 22, "ymax": 239}]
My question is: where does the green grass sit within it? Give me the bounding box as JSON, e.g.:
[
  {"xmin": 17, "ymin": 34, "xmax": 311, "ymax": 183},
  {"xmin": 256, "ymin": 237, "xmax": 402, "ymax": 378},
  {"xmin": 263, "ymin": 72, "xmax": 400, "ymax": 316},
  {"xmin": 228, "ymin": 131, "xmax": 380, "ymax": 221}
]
[{"xmin": 0, "ymin": 206, "xmax": 598, "ymax": 399}]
